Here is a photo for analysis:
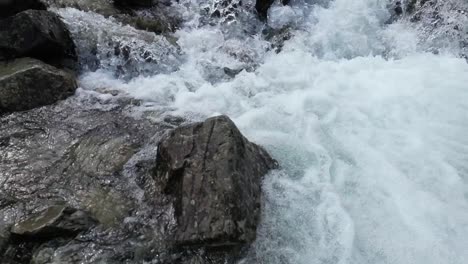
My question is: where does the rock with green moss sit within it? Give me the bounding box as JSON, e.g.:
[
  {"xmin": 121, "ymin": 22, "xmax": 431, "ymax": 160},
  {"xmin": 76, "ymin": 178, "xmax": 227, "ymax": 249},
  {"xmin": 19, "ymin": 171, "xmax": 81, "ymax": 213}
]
[{"xmin": 0, "ymin": 58, "xmax": 77, "ymax": 114}]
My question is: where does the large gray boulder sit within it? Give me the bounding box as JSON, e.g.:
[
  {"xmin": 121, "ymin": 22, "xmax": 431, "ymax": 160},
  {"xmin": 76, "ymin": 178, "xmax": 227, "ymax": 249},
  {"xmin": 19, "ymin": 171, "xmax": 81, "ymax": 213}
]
[
  {"xmin": 0, "ymin": 58, "xmax": 77, "ymax": 114},
  {"xmin": 0, "ymin": 0, "xmax": 47, "ymax": 18},
  {"xmin": 154, "ymin": 115, "xmax": 278, "ymax": 249},
  {"xmin": 0, "ymin": 10, "xmax": 77, "ymax": 68}
]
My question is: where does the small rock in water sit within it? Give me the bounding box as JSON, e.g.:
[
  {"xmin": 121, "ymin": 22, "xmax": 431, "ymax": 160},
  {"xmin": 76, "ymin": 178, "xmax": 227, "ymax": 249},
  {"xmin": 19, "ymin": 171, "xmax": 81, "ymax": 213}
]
[
  {"xmin": 223, "ymin": 67, "xmax": 243, "ymax": 78},
  {"xmin": 0, "ymin": 58, "xmax": 77, "ymax": 114}
]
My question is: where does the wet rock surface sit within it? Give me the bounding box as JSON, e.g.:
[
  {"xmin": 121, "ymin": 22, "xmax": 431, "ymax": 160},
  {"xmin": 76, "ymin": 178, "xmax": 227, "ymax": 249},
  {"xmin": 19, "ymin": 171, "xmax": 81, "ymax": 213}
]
[
  {"xmin": 0, "ymin": 58, "xmax": 77, "ymax": 114},
  {"xmin": 0, "ymin": 95, "xmax": 165, "ymax": 263},
  {"xmin": 0, "ymin": 0, "xmax": 47, "ymax": 18},
  {"xmin": 49, "ymin": 2, "xmax": 181, "ymax": 78},
  {"xmin": 154, "ymin": 115, "xmax": 278, "ymax": 261},
  {"xmin": 0, "ymin": 0, "xmax": 276, "ymax": 263},
  {"xmin": 11, "ymin": 204, "xmax": 96, "ymax": 238},
  {"xmin": 0, "ymin": 10, "xmax": 77, "ymax": 68},
  {"xmin": 45, "ymin": 0, "xmax": 180, "ymax": 34},
  {"xmin": 2, "ymin": 204, "xmax": 97, "ymax": 263},
  {"xmin": 0, "ymin": 92, "xmax": 277, "ymax": 263}
]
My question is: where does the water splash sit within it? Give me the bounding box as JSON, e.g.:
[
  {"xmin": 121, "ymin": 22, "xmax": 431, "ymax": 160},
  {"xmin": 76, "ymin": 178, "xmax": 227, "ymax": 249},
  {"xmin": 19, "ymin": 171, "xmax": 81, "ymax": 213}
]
[{"xmin": 56, "ymin": 8, "xmax": 181, "ymax": 78}]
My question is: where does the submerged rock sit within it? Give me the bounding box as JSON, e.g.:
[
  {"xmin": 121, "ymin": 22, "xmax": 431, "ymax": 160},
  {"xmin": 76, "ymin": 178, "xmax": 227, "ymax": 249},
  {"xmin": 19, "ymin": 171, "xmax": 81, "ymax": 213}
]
[
  {"xmin": 0, "ymin": 0, "xmax": 47, "ymax": 18},
  {"xmin": 262, "ymin": 26, "xmax": 293, "ymax": 53},
  {"xmin": 11, "ymin": 204, "xmax": 96, "ymax": 238},
  {"xmin": 154, "ymin": 116, "xmax": 278, "ymax": 254},
  {"xmin": 0, "ymin": 58, "xmax": 76, "ymax": 114},
  {"xmin": 3, "ymin": 203, "xmax": 97, "ymax": 263},
  {"xmin": 223, "ymin": 67, "xmax": 244, "ymax": 78},
  {"xmin": 0, "ymin": 10, "xmax": 77, "ymax": 68}
]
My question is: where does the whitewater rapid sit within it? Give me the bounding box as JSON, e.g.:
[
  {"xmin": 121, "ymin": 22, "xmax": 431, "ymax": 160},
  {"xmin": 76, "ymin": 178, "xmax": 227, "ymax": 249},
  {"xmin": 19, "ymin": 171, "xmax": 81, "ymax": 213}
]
[{"xmin": 65, "ymin": 0, "xmax": 468, "ymax": 263}]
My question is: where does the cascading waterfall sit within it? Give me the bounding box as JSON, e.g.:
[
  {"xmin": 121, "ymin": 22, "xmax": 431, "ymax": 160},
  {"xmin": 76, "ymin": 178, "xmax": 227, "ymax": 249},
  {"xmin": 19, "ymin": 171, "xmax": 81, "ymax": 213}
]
[{"xmin": 57, "ymin": 0, "xmax": 468, "ymax": 263}]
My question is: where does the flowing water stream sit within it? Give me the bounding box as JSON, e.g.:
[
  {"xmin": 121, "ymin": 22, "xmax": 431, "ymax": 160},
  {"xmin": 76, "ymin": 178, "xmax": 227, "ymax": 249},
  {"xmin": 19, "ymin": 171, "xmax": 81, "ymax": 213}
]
[{"xmin": 55, "ymin": 0, "xmax": 468, "ymax": 263}]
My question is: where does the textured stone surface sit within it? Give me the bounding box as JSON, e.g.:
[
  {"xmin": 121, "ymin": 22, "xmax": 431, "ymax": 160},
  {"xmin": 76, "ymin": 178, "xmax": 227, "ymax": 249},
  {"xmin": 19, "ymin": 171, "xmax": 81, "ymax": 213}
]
[
  {"xmin": 0, "ymin": 10, "xmax": 77, "ymax": 68},
  {"xmin": 0, "ymin": 58, "xmax": 76, "ymax": 114},
  {"xmin": 0, "ymin": 95, "xmax": 171, "ymax": 263},
  {"xmin": 0, "ymin": 98, "xmax": 277, "ymax": 263},
  {"xmin": 11, "ymin": 204, "xmax": 96, "ymax": 238},
  {"xmin": 154, "ymin": 115, "xmax": 278, "ymax": 247}
]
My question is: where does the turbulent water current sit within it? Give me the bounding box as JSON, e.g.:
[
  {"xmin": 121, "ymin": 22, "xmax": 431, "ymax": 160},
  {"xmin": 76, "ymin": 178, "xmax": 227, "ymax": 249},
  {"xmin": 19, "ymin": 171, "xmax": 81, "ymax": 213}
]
[{"xmin": 54, "ymin": 0, "xmax": 468, "ymax": 263}]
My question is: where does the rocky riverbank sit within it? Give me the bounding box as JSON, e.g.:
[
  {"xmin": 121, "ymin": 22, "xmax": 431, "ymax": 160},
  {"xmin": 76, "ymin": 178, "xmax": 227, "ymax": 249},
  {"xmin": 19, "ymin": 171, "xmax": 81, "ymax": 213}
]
[
  {"xmin": 0, "ymin": 2, "xmax": 281, "ymax": 263},
  {"xmin": 0, "ymin": 94, "xmax": 277, "ymax": 263},
  {"xmin": 2, "ymin": 0, "xmax": 468, "ymax": 263},
  {"xmin": 0, "ymin": 1, "xmax": 280, "ymax": 263}
]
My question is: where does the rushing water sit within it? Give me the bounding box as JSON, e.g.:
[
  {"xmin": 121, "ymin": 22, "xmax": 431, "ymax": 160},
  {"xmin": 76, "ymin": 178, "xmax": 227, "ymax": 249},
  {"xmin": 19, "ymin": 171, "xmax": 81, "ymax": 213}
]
[{"xmin": 58, "ymin": 0, "xmax": 468, "ymax": 263}]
